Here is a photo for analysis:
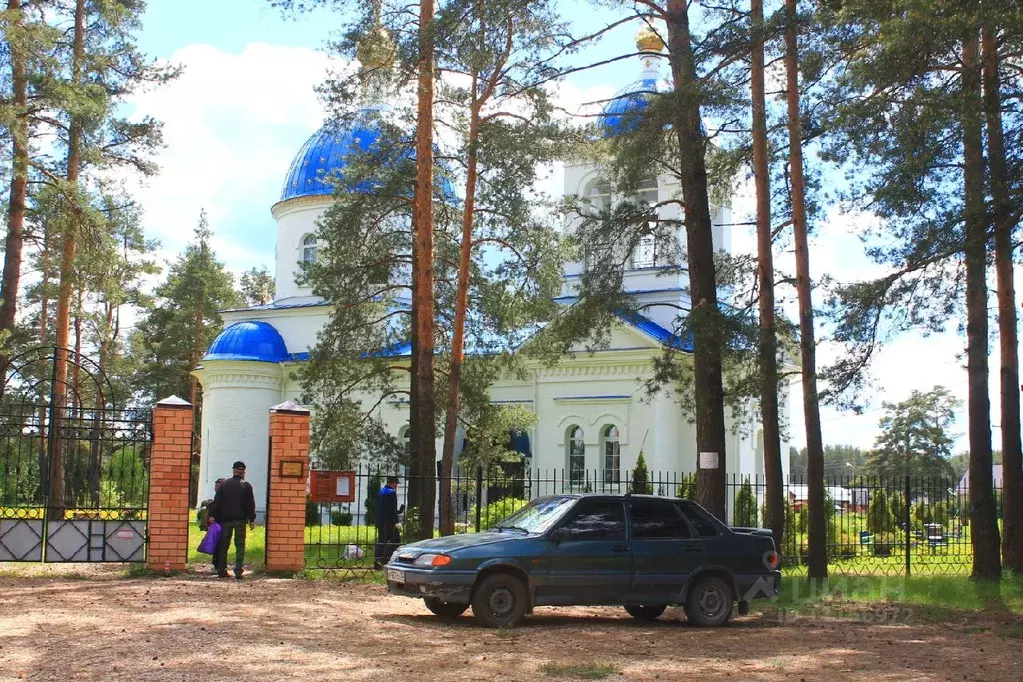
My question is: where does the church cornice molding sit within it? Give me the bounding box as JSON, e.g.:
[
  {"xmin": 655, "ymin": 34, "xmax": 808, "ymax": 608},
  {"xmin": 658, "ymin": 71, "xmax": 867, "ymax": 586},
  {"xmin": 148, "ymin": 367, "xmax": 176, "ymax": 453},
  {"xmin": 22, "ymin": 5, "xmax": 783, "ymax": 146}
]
[{"xmin": 270, "ymin": 194, "xmax": 334, "ymax": 220}]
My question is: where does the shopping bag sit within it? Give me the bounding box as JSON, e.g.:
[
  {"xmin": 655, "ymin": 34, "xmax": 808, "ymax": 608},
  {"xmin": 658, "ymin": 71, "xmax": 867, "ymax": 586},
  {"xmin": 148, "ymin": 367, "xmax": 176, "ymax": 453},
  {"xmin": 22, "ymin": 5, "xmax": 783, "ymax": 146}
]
[{"xmin": 198, "ymin": 521, "xmax": 222, "ymax": 555}]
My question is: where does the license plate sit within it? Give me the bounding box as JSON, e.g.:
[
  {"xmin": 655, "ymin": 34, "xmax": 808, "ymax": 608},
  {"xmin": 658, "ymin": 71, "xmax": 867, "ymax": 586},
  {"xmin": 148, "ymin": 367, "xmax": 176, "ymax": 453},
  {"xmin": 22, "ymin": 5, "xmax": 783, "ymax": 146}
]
[{"xmin": 386, "ymin": 568, "xmax": 405, "ymax": 584}]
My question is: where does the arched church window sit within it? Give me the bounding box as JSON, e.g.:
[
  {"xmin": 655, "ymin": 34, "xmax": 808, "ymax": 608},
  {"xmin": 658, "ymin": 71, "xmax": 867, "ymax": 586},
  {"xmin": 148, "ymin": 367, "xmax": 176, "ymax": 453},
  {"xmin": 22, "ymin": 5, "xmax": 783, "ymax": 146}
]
[
  {"xmin": 602, "ymin": 424, "xmax": 621, "ymax": 487},
  {"xmin": 399, "ymin": 425, "xmax": 410, "ymax": 478},
  {"xmin": 301, "ymin": 233, "xmax": 318, "ymax": 264},
  {"xmin": 631, "ymin": 178, "xmax": 661, "ymax": 269},
  {"xmin": 584, "ymin": 179, "xmax": 612, "ymax": 211},
  {"xmin": 583, "ymin": 179, "xmax": 613, "ymax": 270},
  {"xmin": 566, "ymin": 426, "xmax": 585, "ymax": 488}
]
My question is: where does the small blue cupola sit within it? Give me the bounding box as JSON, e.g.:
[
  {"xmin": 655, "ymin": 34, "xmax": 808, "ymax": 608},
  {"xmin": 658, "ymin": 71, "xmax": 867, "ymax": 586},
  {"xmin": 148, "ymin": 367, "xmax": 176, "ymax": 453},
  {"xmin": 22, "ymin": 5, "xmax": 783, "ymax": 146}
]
[
  {"xmin": 204, "ymin": 321, "xmax": 289, "ymax": 363},
  {"xmin": 598, "ymin": 26, "xmax": 666, "ymax": 138}
]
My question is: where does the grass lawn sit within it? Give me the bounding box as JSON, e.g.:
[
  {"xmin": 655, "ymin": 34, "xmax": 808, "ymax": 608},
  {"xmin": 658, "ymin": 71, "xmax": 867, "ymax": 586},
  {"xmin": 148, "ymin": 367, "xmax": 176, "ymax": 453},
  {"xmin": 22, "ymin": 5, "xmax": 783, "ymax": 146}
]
[{"xmin": 772, "ymin": 573, "xmax": 1023, "ymax": 616}]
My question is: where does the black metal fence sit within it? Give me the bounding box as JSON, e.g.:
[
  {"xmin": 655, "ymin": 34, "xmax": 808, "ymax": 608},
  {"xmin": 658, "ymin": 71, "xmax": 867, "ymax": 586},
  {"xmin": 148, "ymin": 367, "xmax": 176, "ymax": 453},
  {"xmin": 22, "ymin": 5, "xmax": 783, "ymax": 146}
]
[
  {"xmin": 0, "ymin": 403, "xmax": 152, "ymax": 562},
  {"xmin": 303, "ymin": 467, "xmax": 996, "ymax": 578}
]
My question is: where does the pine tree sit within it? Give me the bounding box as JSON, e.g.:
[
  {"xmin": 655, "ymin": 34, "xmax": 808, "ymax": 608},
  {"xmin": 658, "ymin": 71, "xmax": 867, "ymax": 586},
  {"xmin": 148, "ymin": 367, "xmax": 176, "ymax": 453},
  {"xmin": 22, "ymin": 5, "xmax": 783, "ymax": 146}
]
[
  {"xmin": 820, "ymin": 0, "xmax": 1001, "ymax": 579},
  {"xmin": 434, "ymin": 0, "xmax": 568, "ymax": 535},
  {"xmin": 239, "ymin": 267, "xmax": 275, "ymax": 306},
  {"xmin": 749, "ymin": 0, "xmax": 785, "ymax": 565},
  {"xmin": 982, "ymin": 7, "xmax": 1023, "ymax": 573},
  {"xmin": 784, "ymin": 0, "xmax": 826, "ymax": 579},
  {"xmin": 130, "ymin": 214, "xmax": 240, "ymax": 416}
]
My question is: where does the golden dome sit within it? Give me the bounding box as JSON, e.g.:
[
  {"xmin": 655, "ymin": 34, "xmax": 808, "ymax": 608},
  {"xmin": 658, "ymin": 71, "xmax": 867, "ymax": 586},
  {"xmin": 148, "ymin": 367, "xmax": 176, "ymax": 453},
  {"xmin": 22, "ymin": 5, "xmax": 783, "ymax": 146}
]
[
  {"xmin": 636, "ymin": 25, "xmax": 665, "ymax": 54},
  {"xmin": 357, "ymin": 27, "xmax": 396, "ymax": 70}
]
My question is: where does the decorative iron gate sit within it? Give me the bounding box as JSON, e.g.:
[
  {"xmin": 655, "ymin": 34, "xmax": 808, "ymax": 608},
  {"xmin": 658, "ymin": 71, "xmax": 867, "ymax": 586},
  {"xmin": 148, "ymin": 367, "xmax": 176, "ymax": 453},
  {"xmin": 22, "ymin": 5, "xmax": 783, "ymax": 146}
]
[{"xmin": 0, "ymin": 347, "xmax": 151, "ymax": 563}]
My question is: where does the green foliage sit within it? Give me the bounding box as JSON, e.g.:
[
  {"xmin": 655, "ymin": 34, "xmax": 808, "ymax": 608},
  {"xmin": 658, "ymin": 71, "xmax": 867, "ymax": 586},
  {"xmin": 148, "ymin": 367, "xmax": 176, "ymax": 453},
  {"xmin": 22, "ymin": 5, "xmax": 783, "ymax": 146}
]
[
  {"xmin": 734, "ymin": 478, "xmax": 758, "ymax": 527},
  {"xmin": 330, "ymin": 509, "xmax": 354, "ymax": 526},
  {"xmin": 865, "ymin": 387, "xmax": 960, "ymax": 482},
  {"xmin": 363, "ymin": 475, "xmax": 381, "ymax": 526},
  {"xmin": 475, "ymin": 497, "xmax": 527, "ymax": 531},
  {"xmin": 130, "ymin": 213, "xmax": 241, "ymax": 405},
  {"xmin": 630, "ymin": 452, "xmax": 652, "ymax": 495},
  {"xmin": 675, "ymin": 473, "xmax": 696, "ymax": 500},
  {"xmin": 789, "ymin": 444, "xmax": 869, "ymax": 480},
  {"xmin": 306, "ymin": 500, "xmax": 320, "ymax": 527},
  {"xmin": 294, "ymin": 1, "xmax": 569, "ymax": 473},
  {"xmin": 239, "ymin": 266, "xmax": 275, "ymax": 306},
  {"xmin": 867, "ymin": 489, "xmax": 895, "ymax": 534},
  {"xmin": 890, "ymin": 492, "xmax": 905, "ymax": 524}
]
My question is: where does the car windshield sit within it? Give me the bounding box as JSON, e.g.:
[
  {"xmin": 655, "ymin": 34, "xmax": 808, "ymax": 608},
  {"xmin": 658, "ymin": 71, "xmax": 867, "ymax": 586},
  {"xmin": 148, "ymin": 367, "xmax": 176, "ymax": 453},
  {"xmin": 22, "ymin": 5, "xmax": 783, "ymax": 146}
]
[{"xmin": 493, "ymin": 496, "xmax": 576, "ymax": 534}]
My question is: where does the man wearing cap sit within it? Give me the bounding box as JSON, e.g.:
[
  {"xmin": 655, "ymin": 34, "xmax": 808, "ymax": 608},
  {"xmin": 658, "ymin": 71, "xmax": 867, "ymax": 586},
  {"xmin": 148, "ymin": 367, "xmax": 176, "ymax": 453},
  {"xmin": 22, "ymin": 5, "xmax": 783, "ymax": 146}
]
[
  {"xmin": 374, "ymin": 475, "xmax": 404, "ymax": 568},
  {"xmin": 209, "ymin": 461, "xmax": 256, "ymax": 579}
]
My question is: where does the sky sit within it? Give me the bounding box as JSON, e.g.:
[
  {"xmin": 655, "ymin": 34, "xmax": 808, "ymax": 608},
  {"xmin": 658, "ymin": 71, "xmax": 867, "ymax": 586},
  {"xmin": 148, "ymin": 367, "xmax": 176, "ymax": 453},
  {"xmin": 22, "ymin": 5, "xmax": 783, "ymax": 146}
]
[{"xmin": 125, "ymin": 0, "xmax": 1007, "ymax": 456}]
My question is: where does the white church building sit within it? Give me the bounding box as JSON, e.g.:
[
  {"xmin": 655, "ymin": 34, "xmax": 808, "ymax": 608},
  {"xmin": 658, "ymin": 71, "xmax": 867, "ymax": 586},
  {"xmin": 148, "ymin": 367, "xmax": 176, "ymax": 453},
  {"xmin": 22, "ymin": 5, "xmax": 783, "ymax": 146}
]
[{"xmin": 192, "ymin": 28, "xmax": 790, "ymax": 518}]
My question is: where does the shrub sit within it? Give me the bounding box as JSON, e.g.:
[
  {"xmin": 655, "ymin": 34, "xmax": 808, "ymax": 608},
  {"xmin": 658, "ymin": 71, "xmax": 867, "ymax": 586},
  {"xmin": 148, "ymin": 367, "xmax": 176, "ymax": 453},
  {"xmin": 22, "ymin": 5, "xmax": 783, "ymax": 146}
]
[
  {"xmin": 363, "ymin": 475, "xmax": 382, "ymax": 526},
  {"xmin": 675, "ymin": 474, "xmax": 696, "ymax": 500},
  {"xmin": 889, "ymin": 492, "xmax": 905, "ymax": 523},
  {"xmin": 476, "ymin": 497, "xmax": 527, "ymax": 531},
  {"xmin": 305, "ymin": 499, "xmax": 321, "ymax": 527},
  {"xmin": 867, "ymin": 489, "xmax": 894, "ymax": 534},
  {"xmin": 734, "ymin": 478, "xmax": 758, "ymax": 527},
  {"xmin": 330, "ymin": 510, "xmax": 354, "ymax": 526},
  {"xmin": 630, "ymin": 453, "xmax": 652, "ymax": 494}
]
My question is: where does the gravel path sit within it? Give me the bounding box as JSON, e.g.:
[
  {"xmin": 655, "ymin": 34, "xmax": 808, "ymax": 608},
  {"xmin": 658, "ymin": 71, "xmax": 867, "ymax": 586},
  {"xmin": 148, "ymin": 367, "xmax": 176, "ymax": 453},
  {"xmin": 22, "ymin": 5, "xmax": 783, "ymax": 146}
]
[{"xmin": 0, "ymin": 571, "xmax": 1020, "ymax": 681}]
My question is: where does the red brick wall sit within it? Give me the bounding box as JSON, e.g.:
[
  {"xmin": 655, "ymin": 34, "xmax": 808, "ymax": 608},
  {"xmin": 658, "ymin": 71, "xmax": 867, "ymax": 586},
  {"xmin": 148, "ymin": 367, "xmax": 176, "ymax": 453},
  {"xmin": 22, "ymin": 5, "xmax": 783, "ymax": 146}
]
[
  {"xmin": 146, "ymin": 399, "xmax": 194, "ymax": 571},
  {"xmin": 265, "ymin": 406, "xmax": 310, "ymax": 572}
]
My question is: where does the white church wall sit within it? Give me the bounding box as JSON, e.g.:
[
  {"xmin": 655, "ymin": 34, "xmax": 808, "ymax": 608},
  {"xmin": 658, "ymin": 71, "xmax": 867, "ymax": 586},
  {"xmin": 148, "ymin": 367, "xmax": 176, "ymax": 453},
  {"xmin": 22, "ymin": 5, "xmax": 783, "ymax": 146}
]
[{"xmin": 270, "ymin": 197, "xmax": 331, "ymax": 301}]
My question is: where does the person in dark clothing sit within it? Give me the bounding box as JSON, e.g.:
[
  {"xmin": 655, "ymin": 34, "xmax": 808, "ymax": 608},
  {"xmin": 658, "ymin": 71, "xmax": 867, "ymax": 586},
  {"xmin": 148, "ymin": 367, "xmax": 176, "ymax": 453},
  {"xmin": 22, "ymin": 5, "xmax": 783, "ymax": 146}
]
[
  {"xmin": 209, "ymin": 461, "xmax": 256, "ymax": 579},
  {"xmin": 374, "ymin": 475, "xmax": 404, "ymax": 568}
]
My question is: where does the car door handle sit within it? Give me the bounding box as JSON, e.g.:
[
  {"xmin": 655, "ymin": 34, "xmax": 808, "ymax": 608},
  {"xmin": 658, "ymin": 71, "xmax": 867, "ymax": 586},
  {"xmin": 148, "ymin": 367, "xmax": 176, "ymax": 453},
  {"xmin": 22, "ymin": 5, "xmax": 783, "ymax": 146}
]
[
  {"xmin": 611, "ymin": 544, "xmax": 629, "ymax": 553},
  {"xmin": 681, "ymin": 544, "xmax": 702, "ymax": 554}
]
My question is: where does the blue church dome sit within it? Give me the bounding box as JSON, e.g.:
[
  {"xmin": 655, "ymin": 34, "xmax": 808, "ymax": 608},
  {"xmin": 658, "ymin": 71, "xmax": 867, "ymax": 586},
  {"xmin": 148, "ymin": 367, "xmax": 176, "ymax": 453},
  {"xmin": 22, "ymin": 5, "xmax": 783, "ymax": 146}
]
[
  {"xmin": 204, "ymin": 321, "xmax": 289, "ymax": 363},
  {"xmin": 280, "ymin": 117, "xmax": 459, "ymax": 203},
  {"xmin": 280, "ymin": 121, "xmax": 382, "ymax": 202},
  {"xmin": 599, "ymin": 78, "xmax": 659, "ymax": 137}
]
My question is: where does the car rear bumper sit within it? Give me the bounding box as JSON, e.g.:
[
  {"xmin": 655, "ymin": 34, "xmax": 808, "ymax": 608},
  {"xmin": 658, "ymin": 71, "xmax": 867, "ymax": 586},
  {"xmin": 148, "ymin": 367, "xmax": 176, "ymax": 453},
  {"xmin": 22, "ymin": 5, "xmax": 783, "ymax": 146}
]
[
  {"xmin": 736, "ymin": 570, "xmax": 781, "ymax": 601},
  {"xmin": 383, "ymin": 564, "xmax": 476, "ymax": 604}
]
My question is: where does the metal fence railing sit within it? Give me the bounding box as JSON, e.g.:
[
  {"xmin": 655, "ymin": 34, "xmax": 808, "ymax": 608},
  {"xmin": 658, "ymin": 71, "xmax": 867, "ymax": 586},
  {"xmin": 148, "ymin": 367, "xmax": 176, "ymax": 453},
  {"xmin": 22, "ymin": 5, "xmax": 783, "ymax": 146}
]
[{"xmin": 301, "ymin": 466, "xmax": 998, "ymax": 578}]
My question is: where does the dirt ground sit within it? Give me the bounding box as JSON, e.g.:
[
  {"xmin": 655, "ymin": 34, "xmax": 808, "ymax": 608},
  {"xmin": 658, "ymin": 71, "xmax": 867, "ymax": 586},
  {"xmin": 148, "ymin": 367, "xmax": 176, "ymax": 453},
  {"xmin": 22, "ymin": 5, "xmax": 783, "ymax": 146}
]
[{"xmin": 0, "ymin": 570, "xmax": 1020, "ymax": 682}]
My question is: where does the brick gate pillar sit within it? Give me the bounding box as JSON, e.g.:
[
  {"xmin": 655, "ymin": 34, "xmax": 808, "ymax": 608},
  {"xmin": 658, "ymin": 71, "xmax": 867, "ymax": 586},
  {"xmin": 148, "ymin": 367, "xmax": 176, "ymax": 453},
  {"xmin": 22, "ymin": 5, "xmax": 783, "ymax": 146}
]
[
  {"xmin": 146, "ymin": 396, "xmax": 194, "ymax": 571},
  {"xmin": 265, "ymin": 401, "xmax": 311, "ymax": 572}
]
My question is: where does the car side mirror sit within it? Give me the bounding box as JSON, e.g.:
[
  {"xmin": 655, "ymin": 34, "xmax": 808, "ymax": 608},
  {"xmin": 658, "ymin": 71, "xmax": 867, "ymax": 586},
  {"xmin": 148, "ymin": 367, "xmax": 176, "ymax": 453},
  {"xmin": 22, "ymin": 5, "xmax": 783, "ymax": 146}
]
[{"xmin": 550, "ymin": 528, "xmax": 570, "ymax": 544}]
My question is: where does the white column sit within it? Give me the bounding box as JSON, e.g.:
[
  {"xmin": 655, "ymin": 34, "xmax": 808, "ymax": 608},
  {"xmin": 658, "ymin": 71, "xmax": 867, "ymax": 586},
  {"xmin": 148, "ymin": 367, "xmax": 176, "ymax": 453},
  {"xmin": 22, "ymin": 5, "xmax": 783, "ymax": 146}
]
[{"xmin": 192, "ymin": 360, "xmax": 285, "ymax": 518}]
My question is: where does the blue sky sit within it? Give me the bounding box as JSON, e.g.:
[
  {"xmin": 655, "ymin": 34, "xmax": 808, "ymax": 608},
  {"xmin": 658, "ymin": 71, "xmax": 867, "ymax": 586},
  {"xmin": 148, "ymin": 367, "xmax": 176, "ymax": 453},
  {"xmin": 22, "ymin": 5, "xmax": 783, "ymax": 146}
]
[{"xmin": 125, "ymin": 0, "xmax": 997, "ymax": 456}]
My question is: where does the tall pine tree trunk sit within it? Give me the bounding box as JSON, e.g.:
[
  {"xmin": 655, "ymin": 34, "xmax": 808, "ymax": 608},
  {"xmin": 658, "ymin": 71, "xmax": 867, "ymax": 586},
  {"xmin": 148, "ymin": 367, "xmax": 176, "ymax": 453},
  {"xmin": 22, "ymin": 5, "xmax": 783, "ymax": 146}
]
[
  {"xmin": 1, "ymin": 0, "xmax": 30, "ymax": 349},
  {"xmin": 982, "ymin": 24, "xmax": 1023, "ymax": 573},
  {"xmin": 751, "ymin": 0, "xmax": 784, "ymax": 551},
  {"xmin": 962, "ymin": 28, "xmax": 1000, "ymax": 580},
  {"xmin": 785, "ymin": 0, "xmax": 825, "ymax": 578},
  {"xmin": 49, "ymin": 0, "xmax": 87, "ymax": 515},
  {"xmin": 664, "ymin": 0, "xmax": 727, "ymax": 518},
  {"xmin": 440, "ymin": 95, "xmax": 480, "ymax": 537},
  {"xmin": 409, "ymin": 0, "xmax": 438, "ymax": 539}
]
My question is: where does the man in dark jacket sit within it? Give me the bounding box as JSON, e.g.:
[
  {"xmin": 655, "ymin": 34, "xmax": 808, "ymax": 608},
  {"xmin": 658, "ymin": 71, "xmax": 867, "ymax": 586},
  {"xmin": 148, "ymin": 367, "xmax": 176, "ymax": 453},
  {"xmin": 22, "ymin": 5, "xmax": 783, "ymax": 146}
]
[
  {"xmin": 374, "ymin": 475, "xmax": 404, "ymax": 568},
  {"xmin": 209, "ymin": 461, "xmax": 256, "ymax": 579}
]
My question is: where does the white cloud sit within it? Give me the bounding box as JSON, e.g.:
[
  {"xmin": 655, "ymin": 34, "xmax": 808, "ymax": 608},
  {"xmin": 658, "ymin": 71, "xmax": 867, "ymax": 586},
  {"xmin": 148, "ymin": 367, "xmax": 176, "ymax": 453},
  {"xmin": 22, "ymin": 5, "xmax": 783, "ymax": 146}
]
[{"xmin": 122, "ymin": 42, "xmax": 339, "ymax": 274}]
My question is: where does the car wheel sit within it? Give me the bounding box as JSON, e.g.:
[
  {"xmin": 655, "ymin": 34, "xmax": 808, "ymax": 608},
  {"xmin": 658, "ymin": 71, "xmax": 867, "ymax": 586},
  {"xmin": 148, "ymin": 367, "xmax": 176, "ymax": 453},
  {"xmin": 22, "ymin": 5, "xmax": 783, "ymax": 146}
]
[
  {"xmin": 423, "ymin": 597, "xmax": 469, "ymax": 619},
  {"xmin": 624, "ymin": 604, "xmax": 667, "ymax": 621},
  {"xmin": 471, "ymin": 573, "xmax": 528, "ymax": 628},
  {"xmin": 684, "ymin": 576, "xmax": 734, "ymax": 627}
]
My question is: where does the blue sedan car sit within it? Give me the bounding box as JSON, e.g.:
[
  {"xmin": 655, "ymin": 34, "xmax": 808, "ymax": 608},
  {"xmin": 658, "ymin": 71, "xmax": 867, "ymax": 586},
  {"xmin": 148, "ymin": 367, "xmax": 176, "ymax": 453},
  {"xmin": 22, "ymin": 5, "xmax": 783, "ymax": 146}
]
[{"xmin": 385, "ymin": 494, "xmax": 780, "ymax": 628}]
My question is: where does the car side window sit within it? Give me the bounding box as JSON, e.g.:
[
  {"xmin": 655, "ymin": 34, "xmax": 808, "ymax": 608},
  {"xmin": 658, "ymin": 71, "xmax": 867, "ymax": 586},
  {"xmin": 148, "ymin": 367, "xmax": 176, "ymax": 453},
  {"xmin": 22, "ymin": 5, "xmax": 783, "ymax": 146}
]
[
  {"xmin": 560, "ymin": 500, "xmax": 627, "ymax": 541},
  {"xmin": 676, "ymin": 501, "xmax": 719, "ymax": 537},
  {"xmin": 630, "ymin": 499, "xmax": 692, "ymax": 539}
]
